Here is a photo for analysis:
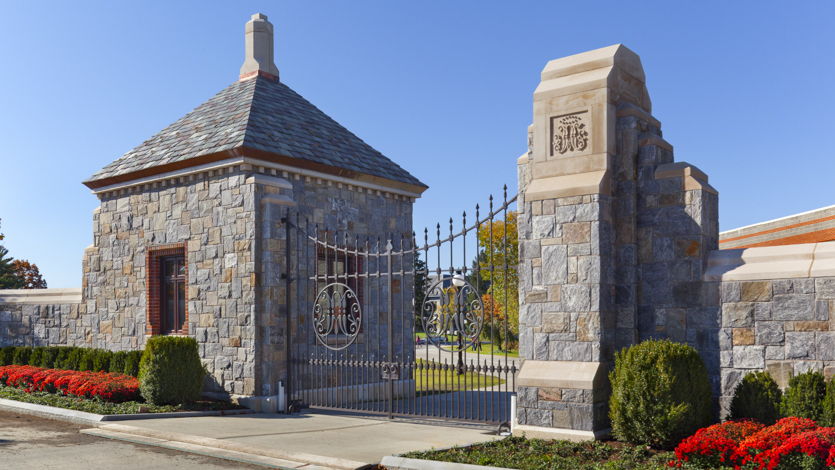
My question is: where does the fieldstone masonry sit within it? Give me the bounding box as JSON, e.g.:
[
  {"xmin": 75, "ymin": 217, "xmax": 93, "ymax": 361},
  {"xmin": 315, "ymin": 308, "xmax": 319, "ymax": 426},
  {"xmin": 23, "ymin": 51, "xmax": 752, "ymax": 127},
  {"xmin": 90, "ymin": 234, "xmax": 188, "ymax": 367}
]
[
  {"xmin": 515, "ymin": 45, "xmax": 720, "ymax": 440},
  {"xmin": 0, "ymin": 13, "xmax": 425, "ymax": 409},
  {"xmin": 1, "ymin": 29, "xmax": 827, "ymax": 429}
]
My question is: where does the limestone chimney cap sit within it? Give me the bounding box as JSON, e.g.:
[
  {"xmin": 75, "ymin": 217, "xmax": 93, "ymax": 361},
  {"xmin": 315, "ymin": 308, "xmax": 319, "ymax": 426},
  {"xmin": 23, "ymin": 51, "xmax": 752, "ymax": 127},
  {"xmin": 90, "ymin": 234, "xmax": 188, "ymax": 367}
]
[{"xmin": 240, "ymin": 13, "xmax": 280, "ymax": 79}]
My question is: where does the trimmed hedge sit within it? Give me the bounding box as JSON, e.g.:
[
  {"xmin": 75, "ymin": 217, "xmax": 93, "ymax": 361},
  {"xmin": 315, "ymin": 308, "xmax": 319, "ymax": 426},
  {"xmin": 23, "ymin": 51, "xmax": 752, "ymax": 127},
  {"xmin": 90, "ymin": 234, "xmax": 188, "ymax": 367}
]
[
  {"xmin": 609, "ymin": 339, "xmax": 713, "ymax": 449},
  {"xmin": 139, "ymin": 336, "xmax": 206, "ymax": 406},
  {"xmin": 0, "ymin": 346, "xmax": 142, "ymax": 377},
  {"xmin": 782, "ymin": 369, "xmax": 827, "ymax": 421},
  {"xmin": 730, "ymin": 371, "xmax": 783, "ymax": 425}
]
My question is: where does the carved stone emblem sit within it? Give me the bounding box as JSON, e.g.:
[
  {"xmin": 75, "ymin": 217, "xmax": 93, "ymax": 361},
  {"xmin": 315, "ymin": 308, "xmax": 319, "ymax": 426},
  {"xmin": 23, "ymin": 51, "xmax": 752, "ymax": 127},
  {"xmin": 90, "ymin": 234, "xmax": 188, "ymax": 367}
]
[{"xmin": 552, "ymin": 114, "xmax": 588, "ymax": 154}]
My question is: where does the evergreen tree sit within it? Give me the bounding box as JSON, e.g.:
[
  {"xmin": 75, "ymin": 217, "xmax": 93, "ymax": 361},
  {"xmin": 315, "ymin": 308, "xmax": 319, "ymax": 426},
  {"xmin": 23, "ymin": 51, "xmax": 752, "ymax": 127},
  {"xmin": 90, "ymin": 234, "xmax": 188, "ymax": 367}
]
[
  {"xmin": 0, "ymin": 217, "xmax": 23, "ymax": 289},
  {"xmin": 413, "ymin": 250, "xmax": 427, "ymax": 332}
]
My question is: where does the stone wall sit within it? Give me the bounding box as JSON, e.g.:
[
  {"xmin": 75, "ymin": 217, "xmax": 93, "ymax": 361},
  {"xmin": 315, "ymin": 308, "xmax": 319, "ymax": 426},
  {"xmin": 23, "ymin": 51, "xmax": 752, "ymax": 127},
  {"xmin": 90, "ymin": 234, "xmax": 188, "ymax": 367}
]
[
  {"xmin": 0, "ymin": 167, "xmax": 416, "ymax": 401},
  {"xmin": 715, "ymin": 277, "xmax": 835, "ymax": 416},
  {"xmin": 0, "ymin": 302, "xmax": 86, "ymax": 347}
]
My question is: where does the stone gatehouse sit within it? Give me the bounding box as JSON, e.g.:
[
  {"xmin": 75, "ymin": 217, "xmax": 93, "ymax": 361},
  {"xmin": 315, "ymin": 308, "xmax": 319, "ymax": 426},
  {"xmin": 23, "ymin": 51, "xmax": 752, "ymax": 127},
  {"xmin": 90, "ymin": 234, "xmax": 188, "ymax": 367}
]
[
  {"xmin": 0, "ymin": 13, "xmax": 426, "ymax": 399},
  {"xmin": 2, "ymin": 14, "xmax": 832, "ymax": 440}
]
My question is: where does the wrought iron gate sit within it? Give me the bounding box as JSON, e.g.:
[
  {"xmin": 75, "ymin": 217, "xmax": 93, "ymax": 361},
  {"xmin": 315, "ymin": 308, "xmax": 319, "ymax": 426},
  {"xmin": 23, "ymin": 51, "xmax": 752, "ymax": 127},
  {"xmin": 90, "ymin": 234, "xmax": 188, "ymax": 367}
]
[{"xmin": 286, "ymin": 188, "xmax": 517, "ymax": 426}]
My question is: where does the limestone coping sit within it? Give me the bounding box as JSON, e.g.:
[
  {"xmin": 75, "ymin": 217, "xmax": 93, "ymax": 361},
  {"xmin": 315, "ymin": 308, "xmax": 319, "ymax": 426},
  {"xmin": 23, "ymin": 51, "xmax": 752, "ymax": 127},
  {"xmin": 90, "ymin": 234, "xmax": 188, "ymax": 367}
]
[
  {"xmin": 525, "ymin": 170, "xmax": 609, "ymax": 202},
  {"xmin": 704, "ymin": 241, "xmax": 835, "ymax": 281},
  {"xmin": 516, "ymin": 360, "xmax": 607, "ymax": 390},
  {"xmin": 654, "ymin": 161, "xmax": 718, "ymax": 196},
  {"xmin": 615, "ymin": 103, "xmax": 661, "ymax": 129},
  {"xmin": 540, "ymin": 44, "xmax": 645, "ymax": 84},
  {"xmin": 245, "ymin": 173, "xmax": 292, "ymax": 189},
  {"xmin": 0, "ymin": 288, "xmax": 83, "ymax": 305}
]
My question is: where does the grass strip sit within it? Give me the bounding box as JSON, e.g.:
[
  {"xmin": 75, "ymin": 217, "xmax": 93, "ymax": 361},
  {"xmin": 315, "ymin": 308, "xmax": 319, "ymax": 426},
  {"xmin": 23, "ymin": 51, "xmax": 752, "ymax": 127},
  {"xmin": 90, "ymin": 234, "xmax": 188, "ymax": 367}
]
[{"xmin": 401, "ymin": 436, "xmax": 675, "ymax": 470}]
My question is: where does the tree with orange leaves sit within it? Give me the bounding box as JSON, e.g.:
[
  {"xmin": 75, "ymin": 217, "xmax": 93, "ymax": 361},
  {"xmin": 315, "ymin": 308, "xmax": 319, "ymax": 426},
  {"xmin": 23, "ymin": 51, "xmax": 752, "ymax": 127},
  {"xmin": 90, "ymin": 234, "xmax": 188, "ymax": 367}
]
[
  {"xmin": 12, "ymin": 260, "xmax": 47, "ymax": 289},
  {"xmin": 475, "ymin": 211, "xmax": 518, "ymax": 350}
]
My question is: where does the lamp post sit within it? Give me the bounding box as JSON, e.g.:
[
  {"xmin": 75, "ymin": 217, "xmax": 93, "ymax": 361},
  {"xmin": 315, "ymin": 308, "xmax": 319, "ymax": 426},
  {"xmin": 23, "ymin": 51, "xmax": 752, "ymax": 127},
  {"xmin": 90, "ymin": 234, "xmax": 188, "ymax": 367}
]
[{"xmin": 452, "ymin": 271, "xmax": 466, "ymax": 376}]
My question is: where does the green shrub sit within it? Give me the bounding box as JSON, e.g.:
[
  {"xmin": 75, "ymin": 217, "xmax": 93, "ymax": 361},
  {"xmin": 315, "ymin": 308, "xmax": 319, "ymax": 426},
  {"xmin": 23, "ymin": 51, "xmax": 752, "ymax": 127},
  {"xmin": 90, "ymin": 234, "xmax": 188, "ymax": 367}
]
[
  {"xmin": 781, "ymin": 369, "xmax": 826, "ymax": 421},
  {"xmin": 28, "ymin": 347, "xmax": 45, "ymax": 367},
  {"xmin": 729, "ymin": 371, "xmax": 782, "ymax": 425},
  {"xmin": 64, "ymin": 348, "xmax": 84, "ymax": 371},
  {"xmin": 40, "ymin": 347, "xmax": 60, "ymax": 369},
  {"xmin": 77, "ymin": 349, "xmax": 95, "ymax": 372},
  {"xmin": 124, "ymin": 351, "xmax": 142, "ymax": 377},
  {"xmin": 0, "ymin": 346, "xmax": 16, "ymax": 366},
  {"xmin": 92, "ymin": 350, "xmax": 112, "ymax": 373},
  {"xmin": 139, "ymin": 336, "xmax": 206, "ymax": 406},
  {"xmin": 110, "ymin": 351, "xmax": 127, "ymax": 375},
  {"xmin": 609, "ymin": 339, "xmax": 713, "ymax": 449},
  {"xmin": 13, "ymin": 347, "xmax": 31, "ymax": 366},
  {"xmin": 53, "ymin": 347, "xmax": 71, "ymax": 369},
  {"xmin": 822, "ymin": 378, "xmax": 835, "ymax": 427}
]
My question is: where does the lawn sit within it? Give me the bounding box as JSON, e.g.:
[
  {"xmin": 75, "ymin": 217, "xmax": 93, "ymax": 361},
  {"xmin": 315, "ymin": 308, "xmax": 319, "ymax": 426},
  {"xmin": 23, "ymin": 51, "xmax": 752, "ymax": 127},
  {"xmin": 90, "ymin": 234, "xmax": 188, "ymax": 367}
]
[
  {"xmin": 411, "ymin": 359, "xmax": 505, "ymax": 395},
  {"xmin": 413, "ymin": 332, "xmax": 519, "ymax": 358},
  {"xmin": 401, "ymin": 436, "xmax": 674, "ymax": 470}
]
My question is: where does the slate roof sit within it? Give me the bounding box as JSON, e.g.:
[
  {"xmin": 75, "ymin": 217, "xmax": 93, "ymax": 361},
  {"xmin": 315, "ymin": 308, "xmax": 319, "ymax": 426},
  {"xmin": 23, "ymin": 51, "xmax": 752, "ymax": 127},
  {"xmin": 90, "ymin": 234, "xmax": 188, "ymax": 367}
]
[{"xmin": 84, "ymin": 75, "xmax": 426, "ymax": 189}]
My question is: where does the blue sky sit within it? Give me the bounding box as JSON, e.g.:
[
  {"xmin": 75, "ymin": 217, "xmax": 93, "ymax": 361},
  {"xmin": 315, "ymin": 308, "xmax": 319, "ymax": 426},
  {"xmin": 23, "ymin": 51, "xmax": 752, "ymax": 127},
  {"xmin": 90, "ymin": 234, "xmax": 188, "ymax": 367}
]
[{"xmin": 1, "ymin": 1, "xmax": 833, "ymax": 287}]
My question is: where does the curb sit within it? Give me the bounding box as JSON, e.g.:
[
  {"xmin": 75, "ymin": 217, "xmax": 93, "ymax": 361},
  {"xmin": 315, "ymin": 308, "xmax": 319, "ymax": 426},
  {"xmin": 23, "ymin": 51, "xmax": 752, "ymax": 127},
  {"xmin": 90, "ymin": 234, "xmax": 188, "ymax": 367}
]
[
  {"xmin": 0, "ymin": 397, "xmax": 253, "ymax": 425},
  {"xmin": 381, "ymin": 456, "xmax": 515, "ymax": 470}
]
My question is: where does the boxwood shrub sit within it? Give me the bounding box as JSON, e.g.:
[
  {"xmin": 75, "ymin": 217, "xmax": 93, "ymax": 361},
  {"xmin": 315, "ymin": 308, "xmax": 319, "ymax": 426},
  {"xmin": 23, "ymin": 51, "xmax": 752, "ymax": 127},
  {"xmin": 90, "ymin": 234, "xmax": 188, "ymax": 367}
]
[
  {"xmin": 609, "ymin": 339, "xmax": 713, "ymax": 449},
  {"xmin": 729, "ymin": 371, "xmax": 782, "ymax": 425},
  {"xmin": 139, "ymin": 336, "xmax": 206, "ymax": 406},
  {"xmin": 781, "ymin": 369, "xmax": 826, "ymax": 421}
]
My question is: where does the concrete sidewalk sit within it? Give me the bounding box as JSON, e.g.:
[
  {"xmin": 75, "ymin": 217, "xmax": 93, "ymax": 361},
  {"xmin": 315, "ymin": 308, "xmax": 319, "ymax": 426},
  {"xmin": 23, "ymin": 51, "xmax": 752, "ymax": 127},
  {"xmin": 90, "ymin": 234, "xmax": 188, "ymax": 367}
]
[{"xmin": 83, "ymin": 408, "xmax": 502, "ymax": 469}]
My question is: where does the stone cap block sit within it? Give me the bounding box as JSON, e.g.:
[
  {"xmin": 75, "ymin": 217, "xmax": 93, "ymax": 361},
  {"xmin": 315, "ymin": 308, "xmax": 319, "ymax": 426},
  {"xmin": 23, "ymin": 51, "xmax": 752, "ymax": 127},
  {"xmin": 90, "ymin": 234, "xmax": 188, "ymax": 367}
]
[
  {"xmin": 0, "ymin": 287, "xmax": 83, "ymax": 305},
  {"xmin": 525, "ymin": 170, "xmax": 609, "ymax": 202},
  {"xmin": 615, "ymin": 102, "xmax": 661, "ymax": 129},
  {"xmin": 703, "ymin": 242, "xmax": 835, "ymax": 281},
  {"xmin": 654, "ymin": 161, "xmax": 718, "ymax": 196},
  {"xmin": 245, "ymin": 173, "xmax": 292, "ymax": 189},
  {"xmin": 540, "ymin": 44, "xmax": 645, "ymax": 83},
  {"xmin": 517, "ymin": 360, "xmax": 608, "ymax": 390}
]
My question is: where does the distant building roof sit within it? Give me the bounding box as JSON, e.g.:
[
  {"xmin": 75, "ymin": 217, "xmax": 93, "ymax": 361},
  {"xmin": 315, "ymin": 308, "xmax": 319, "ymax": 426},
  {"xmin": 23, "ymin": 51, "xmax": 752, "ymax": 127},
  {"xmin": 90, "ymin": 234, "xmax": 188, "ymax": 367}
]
[
  {"xmin": 83, "ymin": 73, "xmax": 427, "ymax": 192},
  {"xmin": 719, "ymin": 204, "xmax": 835, "ymax": 249}
]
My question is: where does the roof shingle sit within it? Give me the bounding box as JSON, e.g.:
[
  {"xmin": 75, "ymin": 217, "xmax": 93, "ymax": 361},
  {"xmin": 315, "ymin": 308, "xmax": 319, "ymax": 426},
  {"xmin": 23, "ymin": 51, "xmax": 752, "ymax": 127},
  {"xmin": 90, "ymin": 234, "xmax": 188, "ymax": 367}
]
[{"xmin": 84, "ymin": 75, "xmax": 426, "ymax": 189}]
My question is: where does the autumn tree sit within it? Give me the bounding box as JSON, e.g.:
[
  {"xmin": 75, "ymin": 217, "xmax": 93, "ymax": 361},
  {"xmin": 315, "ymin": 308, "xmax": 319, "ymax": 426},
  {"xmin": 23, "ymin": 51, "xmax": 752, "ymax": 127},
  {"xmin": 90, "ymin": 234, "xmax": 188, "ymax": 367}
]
[
  {"xmin": 0, "ymin": 218, "xmax": 47, "ymax": 289},
  {"xmin": 12, "ymin": 260, "xmax": 47, "ymax": 289},
  {"xmin": 475, "ymin": 210, "xmax": 518, "ymax": 350}
]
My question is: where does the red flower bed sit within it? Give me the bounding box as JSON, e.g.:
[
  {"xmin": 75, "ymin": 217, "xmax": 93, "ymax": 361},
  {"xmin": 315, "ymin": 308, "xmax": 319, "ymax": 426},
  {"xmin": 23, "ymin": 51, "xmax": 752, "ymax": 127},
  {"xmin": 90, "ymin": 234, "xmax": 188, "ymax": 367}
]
[
  {"xmin": 0, "ymin": 365, "xmax": 140, "ymax": 403},
  {"xmin": 673, "ymin": 417, "xmax": 835, "ymax": 470},
  {"xmin": 673, "ymin": 419, "xmax": 764, "ymax": 468}
]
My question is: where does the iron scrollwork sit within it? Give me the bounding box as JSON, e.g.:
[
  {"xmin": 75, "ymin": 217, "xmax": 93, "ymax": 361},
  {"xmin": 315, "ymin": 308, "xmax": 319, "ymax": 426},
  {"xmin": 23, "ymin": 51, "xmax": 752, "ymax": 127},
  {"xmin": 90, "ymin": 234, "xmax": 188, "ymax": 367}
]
[
  {"xmin": 420, "ymin": 278, "xmax": 485, "ymax": 352},
  {"xmin": 313, "ymin": 282, "xmax": 362, "ymax": 350}
]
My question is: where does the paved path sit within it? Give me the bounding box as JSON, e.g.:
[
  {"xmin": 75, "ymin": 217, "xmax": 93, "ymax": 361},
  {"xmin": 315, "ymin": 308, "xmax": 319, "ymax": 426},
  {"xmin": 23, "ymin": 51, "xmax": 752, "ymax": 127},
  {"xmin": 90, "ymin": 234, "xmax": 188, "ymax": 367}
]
[
  {"xmin": 111, "ymin": 407, "xmax": 501, "ymax": 466},
  {"xmin": 0, "ymin": 410, "xmax": 260, "ymax": 469}
]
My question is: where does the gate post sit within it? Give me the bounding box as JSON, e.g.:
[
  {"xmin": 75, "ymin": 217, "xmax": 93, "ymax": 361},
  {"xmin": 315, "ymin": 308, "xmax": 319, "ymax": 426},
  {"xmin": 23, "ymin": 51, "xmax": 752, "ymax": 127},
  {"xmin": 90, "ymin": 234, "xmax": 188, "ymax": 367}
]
[{"xmin": 515, "ymin": 45, "xmax": 652, "ymax": 441}]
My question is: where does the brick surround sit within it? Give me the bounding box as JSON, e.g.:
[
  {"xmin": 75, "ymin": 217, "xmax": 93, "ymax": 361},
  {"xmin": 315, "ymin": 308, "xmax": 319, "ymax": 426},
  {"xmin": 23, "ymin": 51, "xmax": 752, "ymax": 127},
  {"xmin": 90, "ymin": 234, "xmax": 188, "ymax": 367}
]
[{"xmin": 145, "ymin": 243, "xmax": 187, "ymax": 336}]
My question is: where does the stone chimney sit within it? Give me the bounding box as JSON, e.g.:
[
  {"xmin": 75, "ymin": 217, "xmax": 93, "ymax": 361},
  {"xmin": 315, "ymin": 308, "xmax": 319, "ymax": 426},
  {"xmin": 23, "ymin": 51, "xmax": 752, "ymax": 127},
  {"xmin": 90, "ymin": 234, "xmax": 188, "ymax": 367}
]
[{"xmin": 240, "ymin": 13, "xmax": 280, "ymax": 79}]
